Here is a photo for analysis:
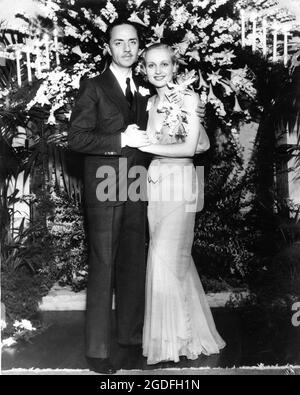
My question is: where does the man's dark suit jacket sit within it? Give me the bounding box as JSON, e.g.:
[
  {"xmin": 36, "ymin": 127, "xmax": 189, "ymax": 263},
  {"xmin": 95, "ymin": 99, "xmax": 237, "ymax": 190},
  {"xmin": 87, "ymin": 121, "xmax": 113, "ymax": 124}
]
[{"xmin": 68, "ymin": 68, "xmax": 150, "ymax": 207}]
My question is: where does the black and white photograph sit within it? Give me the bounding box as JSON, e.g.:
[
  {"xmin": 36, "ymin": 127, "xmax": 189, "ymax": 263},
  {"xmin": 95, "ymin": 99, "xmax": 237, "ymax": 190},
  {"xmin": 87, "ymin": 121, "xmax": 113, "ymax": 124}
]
[{"xmin": 1, "ymin": 0, "xmax": 300, "ymax": 378}]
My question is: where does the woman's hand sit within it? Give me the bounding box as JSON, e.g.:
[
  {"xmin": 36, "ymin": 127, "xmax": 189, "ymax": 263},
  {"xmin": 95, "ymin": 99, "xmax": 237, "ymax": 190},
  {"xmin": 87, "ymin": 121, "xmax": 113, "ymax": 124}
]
[
  {"xmin": 165, "ymin": 90, "xmax": 184, "ymax": 106},
  {"xmin": 167, "ymin": 90, "xmax": 206, "ymax": 122},
  {"xmin": 195, "ymin": 101, "xmax": 206, "ymax": 121}
]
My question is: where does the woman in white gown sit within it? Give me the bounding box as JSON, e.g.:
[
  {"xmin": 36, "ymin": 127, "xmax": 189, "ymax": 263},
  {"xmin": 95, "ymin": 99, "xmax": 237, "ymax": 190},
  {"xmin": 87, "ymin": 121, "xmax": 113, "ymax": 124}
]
[{"xmin": 139, "ymin": 44, "xmax": 226, "ymax": 365}]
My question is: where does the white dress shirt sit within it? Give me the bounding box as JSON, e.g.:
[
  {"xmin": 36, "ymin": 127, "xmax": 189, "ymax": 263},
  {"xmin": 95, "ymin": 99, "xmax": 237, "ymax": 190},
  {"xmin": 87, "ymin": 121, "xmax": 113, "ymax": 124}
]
[
  {"xmin": 109, "ymin": 64, "xmax": 137, "ymax": 95},
  {"xmin": 109, "ymin": 64, "xmax": 137, "ymax": 148}
]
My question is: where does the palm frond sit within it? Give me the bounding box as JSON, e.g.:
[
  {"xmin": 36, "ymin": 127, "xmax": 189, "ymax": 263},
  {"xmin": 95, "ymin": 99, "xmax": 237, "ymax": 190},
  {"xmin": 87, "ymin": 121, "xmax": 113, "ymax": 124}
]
[{"xmin": 273, "ymin": 62, "xmax": 300, "ymax": 140}]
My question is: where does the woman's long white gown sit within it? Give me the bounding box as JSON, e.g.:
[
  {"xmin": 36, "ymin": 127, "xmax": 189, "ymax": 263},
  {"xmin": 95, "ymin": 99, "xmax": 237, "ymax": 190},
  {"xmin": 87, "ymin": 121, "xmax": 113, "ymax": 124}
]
[{"xmin": 142, "ymin": 94, "xmax": 226, "ymax": 365}]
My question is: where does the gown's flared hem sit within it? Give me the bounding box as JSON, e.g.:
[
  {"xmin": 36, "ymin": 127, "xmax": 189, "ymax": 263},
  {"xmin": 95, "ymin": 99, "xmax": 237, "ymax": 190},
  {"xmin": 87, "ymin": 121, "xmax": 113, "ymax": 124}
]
[{"xmin": 143, "ymin": 340, "xmax": 226, "ymax": 365}]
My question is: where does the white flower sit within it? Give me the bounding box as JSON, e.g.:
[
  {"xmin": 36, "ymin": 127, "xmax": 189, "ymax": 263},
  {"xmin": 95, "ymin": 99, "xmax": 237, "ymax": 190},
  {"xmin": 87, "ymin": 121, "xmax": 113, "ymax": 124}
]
[
  {"xmin": 46, "ymin": 112, "xmax": 56, "ymax": 125},
  {"xmin": 157, "ymin": 0, "xmax": 166, "ymax": 8},
  {"xmin": 197, "ymin": 17, "xmax": 214, "ymax": 30},
  {"xmin": 26, "ymin": 82, "xmax": 51, "ymax": 110},
  {"xmin": 211, "ymin": 34, "xmax": 235, "ymax": 48},
  {"xmin": 1, "ymin": 337, "xmax": 17, "ymax": 348},
  {"xmin": 192, "ymin": 0, "xmax": 209, "ymax": 9},
  {"xmin": 139, "ymin": 87, "xmax": 150, "ymax": 97},
  {"xmin": 209, "ymin": 98, "xmax": 227, "ymax": 117},
  {"xmin": 68, "ymin": 10, "xmax": 78, "ymax": 18},
  {"xmin": 0, "ymin": 88, "xmax": 9, "ymax": 99},
  {"xmin": 152, "ymin": 20, "xmax": 166, "ymax": 39},
  {"xmin": 186, "ymin": 49, "xmax": 201, "ymax": 62},
  {"xmin": 173, "ymin": 41, "xmax": 189, "ymax": 56},
  {"xmin": 143, "ymin": 9, "xmax": 151, "ymax": 25},
  {"xmin": 70, "ymin": 74, "xmax": 81, "ymax": 90},
  {"xmin": 47, "ymin": 70, "xmax": 65, "ymax": 84},
  {"xmin": 65, "ymin": 111, "xmax": 72, "ymax": 121},
  {"xmin": 94, "ymin": 16, "xmax": 107, "ymax": 32},
  {"xmin": 170, "ymin": 5, "xmax": 190, "ymax": 30},
  {"xmin": 13, "ymin": 319, "xmax": 36, "ymax": 331},
  {"xmin": 38, "ymin": 0, "xmax": 60, "ymax": 20},
  {"xmin": 183, "ymin": 31, "xmax": 197, "ymax": 44},
  {"xmin": 130, "ymin": 0, "xmax": 146, "ymax": 7},
  {"xmin": 189, "ymin": 15, "xmax": 200, "ymax": 28},
  {"xmin": 1, "ymin": 319, "xmax": 7, "ymax": 330},
  {"xmin": 101, "ymin": 0, "xmax": 118, "ymax": 23},
  {"xmin": 218, "ymin": 50, "xmax": 236, "ymax": 66},
  {"xmin": 93, "ymin": 55, "xmax": 102, "ymax": 63},
  {"xmin": 200, "ymin": 91, "xmax": 208, "ymax": 103},
  {"xmin": 64, "ymin": 25, "xmax": 80, "ymax": 39},
  {"xmin": 213, "ymin": 17, "xmax": 238, "ymax": 34},
  {"xmin": 82, "ymin": 8, "xmax": 92, "ymax": 20},
  {"xmin": 230, "ymin": 68, "xmax": 257, "ymax": 99},
  {"xmin": 172, "ymin": 69, "xmax": 198, "ymax": 92},
  {"xmin": 209, "ymin": 0, "xmax": 230, "ymax": 12},
  {"xmin": 207, "ymin": 71, "xmax": 222, "ymax": 86},
  {"xmin": 36, "ymin": 93, "xmax": 51, "ymax": 107}
]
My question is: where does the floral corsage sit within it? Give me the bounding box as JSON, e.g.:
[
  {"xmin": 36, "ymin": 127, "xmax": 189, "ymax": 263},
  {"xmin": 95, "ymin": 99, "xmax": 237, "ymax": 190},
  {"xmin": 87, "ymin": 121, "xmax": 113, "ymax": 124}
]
[{"xmin": 156, "ymin": 70, "xmax": 198, "ymax": 141}]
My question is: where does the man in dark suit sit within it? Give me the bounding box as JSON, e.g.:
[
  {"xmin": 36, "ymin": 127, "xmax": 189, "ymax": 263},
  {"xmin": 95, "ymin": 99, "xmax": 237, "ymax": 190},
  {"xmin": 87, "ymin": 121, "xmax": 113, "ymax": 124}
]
[{"xmin": 68, "ymin": 20, "xmax": 150, "ymax": 374}]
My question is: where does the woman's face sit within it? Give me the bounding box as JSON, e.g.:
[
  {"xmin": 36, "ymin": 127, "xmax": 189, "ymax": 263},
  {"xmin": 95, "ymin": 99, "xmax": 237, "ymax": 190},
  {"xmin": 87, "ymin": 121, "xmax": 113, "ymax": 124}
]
[{"xmin": 144, "ymin": 48, "xmax": 175, "ymax": 88}]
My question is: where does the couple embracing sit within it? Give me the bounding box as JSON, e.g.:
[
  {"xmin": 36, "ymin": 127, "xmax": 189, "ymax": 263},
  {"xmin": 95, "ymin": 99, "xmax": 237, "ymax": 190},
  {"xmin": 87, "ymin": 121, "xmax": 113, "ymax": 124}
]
[{"xmin": 68, "ymin": 20, "xmax": 225, "ymax": 374}]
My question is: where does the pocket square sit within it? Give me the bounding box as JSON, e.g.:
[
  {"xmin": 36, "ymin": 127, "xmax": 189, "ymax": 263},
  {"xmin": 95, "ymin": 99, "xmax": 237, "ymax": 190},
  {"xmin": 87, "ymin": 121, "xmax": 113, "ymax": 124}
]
[{"xmin": 139, "ymin": 87, "xmax": 150, "ymax": 97}]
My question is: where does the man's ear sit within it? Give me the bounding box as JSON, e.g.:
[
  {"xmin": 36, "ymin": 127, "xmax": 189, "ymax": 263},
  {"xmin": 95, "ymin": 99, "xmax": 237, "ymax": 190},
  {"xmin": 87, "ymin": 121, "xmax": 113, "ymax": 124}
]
[{"xmin": 105, "ymin": 43, "xmax": 112, "ymax": 56}]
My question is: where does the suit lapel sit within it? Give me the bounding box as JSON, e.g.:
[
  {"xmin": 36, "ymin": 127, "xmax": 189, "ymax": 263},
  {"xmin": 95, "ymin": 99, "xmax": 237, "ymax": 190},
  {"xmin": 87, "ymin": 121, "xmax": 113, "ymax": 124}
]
[
  {"xmin": 133, "ymin": 76, "xmax": 149, "ymax": 130},
  {"xmin": 100, "ymin": 69, "xmax": 149, "ymax": 129},
  {"xmin": 100, "ymin": 69, "xmax": 130, "ymax": 119}
]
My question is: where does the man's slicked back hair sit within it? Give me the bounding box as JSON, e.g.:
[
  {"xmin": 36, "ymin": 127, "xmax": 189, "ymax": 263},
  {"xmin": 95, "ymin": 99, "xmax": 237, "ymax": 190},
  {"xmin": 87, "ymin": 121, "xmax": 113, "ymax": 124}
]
[{"xmin": 105, "ymin": 19, "xmax": 141, "ymax": 44}]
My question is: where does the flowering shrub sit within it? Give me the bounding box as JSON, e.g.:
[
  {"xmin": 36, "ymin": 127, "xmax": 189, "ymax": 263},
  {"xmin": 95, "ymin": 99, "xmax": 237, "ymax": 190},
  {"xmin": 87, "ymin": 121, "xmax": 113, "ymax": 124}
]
[
  {"xmin": 0, "ymin": 0, "xmax": 260, "ymax": 137},
  {"xmin": 1, "ymin": 319, "xmax": 41, "ymax": 349},
  {"xmin": 26, "ymin": 63, "xmax": 100, "ymax": 129},
  {"xmin": 1, "ymin": 261, "xmax": 53, "ymax": 343}
]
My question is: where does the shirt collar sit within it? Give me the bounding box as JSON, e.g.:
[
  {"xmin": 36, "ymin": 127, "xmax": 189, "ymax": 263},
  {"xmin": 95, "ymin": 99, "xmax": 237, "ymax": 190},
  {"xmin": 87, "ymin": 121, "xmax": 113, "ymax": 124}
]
[{"xmin": 109, "ymin": 64, "xmax": 133, "ymax": 83}]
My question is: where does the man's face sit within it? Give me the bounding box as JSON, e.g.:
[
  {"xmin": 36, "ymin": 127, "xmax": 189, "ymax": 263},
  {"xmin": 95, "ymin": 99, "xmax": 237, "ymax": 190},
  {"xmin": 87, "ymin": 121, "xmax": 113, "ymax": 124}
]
[{"xmin": 107, "ymin": 24, "xmax": 139, "ymax": 70}]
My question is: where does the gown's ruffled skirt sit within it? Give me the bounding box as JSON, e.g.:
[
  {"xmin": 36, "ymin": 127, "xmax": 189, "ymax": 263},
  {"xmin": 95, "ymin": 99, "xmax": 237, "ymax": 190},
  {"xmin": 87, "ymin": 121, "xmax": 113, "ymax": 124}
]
[{"xmin": 143, "ymin": 159, "xmax": 226, "ymax": 365}]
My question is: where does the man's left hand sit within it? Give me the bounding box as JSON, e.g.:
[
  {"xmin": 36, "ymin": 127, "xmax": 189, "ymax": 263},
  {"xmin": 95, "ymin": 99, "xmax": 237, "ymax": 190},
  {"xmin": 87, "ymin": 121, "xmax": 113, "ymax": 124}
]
[{"xmin": 196, "ymin": 101, "xmax": 206, "ymax": 121}]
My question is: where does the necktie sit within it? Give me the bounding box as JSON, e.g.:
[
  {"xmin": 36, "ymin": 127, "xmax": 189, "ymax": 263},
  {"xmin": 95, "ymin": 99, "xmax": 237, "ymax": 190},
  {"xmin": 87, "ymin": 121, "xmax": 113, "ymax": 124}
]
[{"xmin": 125, "ymin": 77, "xmax": 134, "ymax": 107}]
